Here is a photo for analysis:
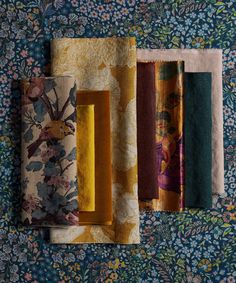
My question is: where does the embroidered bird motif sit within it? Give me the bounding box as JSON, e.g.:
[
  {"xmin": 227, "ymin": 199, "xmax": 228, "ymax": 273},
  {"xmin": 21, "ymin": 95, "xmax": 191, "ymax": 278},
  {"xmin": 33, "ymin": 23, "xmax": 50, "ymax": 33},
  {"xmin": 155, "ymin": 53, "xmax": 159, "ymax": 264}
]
[{"xmin": 27, "ymin": 120, "xmax": 75, "ymax": 158}]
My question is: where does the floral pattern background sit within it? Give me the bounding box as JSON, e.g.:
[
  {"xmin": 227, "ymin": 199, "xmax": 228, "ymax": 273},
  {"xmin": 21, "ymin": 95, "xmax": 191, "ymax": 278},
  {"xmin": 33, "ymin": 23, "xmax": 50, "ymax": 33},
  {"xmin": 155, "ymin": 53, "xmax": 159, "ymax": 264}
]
[{"xmin": 0, "ymin": 0, "xmax": 235, "ymax": 282}]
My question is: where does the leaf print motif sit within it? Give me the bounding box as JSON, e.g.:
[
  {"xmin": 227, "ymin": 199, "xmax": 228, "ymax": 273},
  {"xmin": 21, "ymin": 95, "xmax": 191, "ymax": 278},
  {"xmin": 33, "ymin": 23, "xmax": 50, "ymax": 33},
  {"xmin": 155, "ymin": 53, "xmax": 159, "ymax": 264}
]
[
  {"xmin": 26, "ymin": 161, "xmax": 43, "ymax": 171},
  {"xmin": 32, "ymin": 209, "xmax": 47, "ymax": 220},
  {"xmin": 44, "ymin": 78, "xmax": 57, "ymax": 93},
  {"xmin": 66, "ymin": 147, "xmax": 76, "ymax": 161},
  {"xmin": 43, "ymin": 161, "xmax": 61, "ymax": 176},
  {"xmin": 23, "ymin": 128, "xmax": 33, "ymax": 143},
  {"xmin": 21, "ymin": 77, "xmax": 78, "ymax": 226},
  {"xmin": 33, "ymin": 99, "xmax": 48, "ymax": 122},
  {"xmin": 40, "ymin": 2, "xmax": 56, "ymax": 17},
  {"xmin": 54, "ymin": 0, "xmax": 65, "ymax": 10}
]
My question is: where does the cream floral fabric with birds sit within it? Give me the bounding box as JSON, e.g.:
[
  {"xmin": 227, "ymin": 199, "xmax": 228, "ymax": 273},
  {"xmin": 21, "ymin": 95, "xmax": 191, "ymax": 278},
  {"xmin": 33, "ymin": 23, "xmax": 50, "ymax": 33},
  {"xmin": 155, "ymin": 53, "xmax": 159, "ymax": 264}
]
[
  {"xmin": 50, "ymin": 37, "xmax": 140, "ymax": 244},
  {"xmin": 21, "ymin": 76, "xmax": 78, "ymax": 226}
]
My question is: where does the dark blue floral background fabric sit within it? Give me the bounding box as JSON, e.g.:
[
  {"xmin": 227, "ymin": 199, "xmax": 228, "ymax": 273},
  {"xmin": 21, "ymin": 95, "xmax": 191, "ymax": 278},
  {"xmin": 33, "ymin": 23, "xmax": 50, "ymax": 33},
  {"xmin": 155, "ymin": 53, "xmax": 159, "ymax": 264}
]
[{"xmin": 0, "ymin": 1, "xmax": 236, "ymax": 282}]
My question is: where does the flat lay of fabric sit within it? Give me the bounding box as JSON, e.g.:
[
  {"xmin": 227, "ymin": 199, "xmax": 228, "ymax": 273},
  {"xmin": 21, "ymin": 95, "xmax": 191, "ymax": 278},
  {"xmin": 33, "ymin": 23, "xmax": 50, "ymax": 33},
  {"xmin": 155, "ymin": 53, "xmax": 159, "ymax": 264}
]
[
  {"xmin": 0, "ymin": 1, "xmax": 236, "ymax": 282},
  {"xmin": 137, "ymin": 49, "xmax": 224, "ymax": 195}
]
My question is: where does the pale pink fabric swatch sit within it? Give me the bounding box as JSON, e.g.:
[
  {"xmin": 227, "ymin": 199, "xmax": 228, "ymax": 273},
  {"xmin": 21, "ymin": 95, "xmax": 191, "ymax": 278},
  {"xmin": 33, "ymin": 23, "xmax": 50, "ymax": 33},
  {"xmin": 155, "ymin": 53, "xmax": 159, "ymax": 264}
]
[{"xmin": 137, "ymin": 49, "xmax": 224, "ymax": 194}]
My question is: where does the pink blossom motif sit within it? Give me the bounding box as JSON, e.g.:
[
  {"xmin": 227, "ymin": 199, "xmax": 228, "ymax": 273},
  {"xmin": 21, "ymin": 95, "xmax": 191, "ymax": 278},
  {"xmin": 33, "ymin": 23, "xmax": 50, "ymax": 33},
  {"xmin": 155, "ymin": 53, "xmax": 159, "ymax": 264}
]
[
  {"xmin": 71, "ymin": 0, "xmax": 78, "ymax": 7},
  {"xmin": 22, "ymin": 195, "xmax": 39, "ymax": 213},
  {"xmin": 21, "ymin": 78, "xmax": 45, "ymax": 105},
  {"xmin": 121, "ymin": 7, "xmax": 129, "ymax": 15},
  {"xmin": 47, "ymin": 176, "xmax": 70, "ymax": 191},
  {"xmin": 79, "ymin": 6, "xmax": 86, "ymax": 13},
  {"xmin": 91, "ymin": 11, "xmax": 98, "ymax": 17},
  {"xmin": 20, "ymin": 50, "xmax": 28, "ymax": 58},
  {"xmin": 13, "ymin": 73, "xmax": 18, "ymax": 80},
  {"xmin": 26, "ymin": 57, "xmax": 34, "ymax": 65},
  {"xmin": 65, "ymin": 212, "xmax": 79, "ymax": 225},
  {"xmin": 32, "ymin": 242, "xmax": 38, "ymax": 248},
  {"xmin": 41, "ymin": 147, "xmax": 58, "ymax": 162},
  {"xmin": 97, "ymin": 5, "xmax": 104, "ymax": 12},
  {"xmin": 0, "ymin": 74, "xmax": 7, "ymax": 83},
  {"xmin": 227, "ymin": 61, "xmax": 235, "ymax": 69},
  {"xmin": 27, "ymin": 78, "xmax": 44, "ymax": 99},
  {"xmin": 33, "ymin": 67, "xmax": 41, "ymax": 75},
  {"xmin": 24, "ymin": 273, "xmax": 32, "ymax": 281},
  {"xmin": 0, "ymin": 108, "xmax": 7, "ymax": 117},
  {"xmin": 102, "ymin": 13, "xmax": 110, "ymax": 20},
  {"xmin": 117, "ymin": 0, "xmax": 125, "ymax": 4},
  {"xmin": 3, "ymin": 98, "xmax": 10, "ymax": 107}
]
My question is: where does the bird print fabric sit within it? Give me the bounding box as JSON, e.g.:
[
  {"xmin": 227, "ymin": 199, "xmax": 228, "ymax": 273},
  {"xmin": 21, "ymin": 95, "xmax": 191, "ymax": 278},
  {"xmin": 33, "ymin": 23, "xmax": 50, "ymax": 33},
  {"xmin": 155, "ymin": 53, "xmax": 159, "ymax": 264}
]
[
  {"xmin": 21, "ymin": 76, "xmax": 78, "ymax": 226},
  {"xmin": 139, "ymin": 61, "xmax": 184, "ymax": 211}
]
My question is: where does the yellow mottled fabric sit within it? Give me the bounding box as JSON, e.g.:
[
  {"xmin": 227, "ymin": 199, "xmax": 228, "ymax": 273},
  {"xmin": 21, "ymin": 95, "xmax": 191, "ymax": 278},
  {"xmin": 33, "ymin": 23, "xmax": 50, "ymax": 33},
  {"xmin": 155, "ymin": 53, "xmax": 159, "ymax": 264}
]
[
  {"xmin": 50, "ymin": 37, "xmax": 139, "ymax": 244},
  {"xmin": 77, "ymin": 105, "xmax": 95, "ymax": 212}
]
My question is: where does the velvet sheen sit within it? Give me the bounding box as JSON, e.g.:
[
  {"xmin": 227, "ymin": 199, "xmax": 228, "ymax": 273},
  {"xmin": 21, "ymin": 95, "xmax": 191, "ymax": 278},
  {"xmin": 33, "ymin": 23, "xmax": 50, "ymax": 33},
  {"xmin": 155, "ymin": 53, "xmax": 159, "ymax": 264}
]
[
  {"xmin": 137, "ymin": 62, "xmax": 158, "ymax": 200},
  {"xmin": 77, "ymin": 105, "xmax": 95, "ymax": 212},
  {"xmin": 184, "ymin": 73, "xmax": 212, "ymax": 208},
  {"xmin": 154, "ymin": 61, "xmax": 185, "ymax": 211},
  {"xmin": 77, "ymin": 91, "xmax": 112, "ymax": 225}
]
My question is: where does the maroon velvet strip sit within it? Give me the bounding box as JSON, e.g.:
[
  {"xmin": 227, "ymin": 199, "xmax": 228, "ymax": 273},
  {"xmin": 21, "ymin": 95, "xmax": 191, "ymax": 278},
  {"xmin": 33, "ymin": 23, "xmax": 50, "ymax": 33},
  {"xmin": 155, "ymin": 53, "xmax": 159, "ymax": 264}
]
[{"xmin": 137, "ymin": 62, "xmax": 159, "ymax": 200}]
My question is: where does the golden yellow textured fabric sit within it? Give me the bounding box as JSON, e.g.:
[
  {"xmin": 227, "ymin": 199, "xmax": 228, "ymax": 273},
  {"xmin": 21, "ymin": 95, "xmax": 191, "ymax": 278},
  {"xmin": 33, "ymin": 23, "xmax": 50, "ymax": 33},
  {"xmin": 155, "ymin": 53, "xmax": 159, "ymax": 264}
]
[
  {"xmin": 77, "ymin": 105, "xmax": 95, "ymax": 212},
  {"xmin": 50, "ymin": 37, "xmax": 139, "ymax": 244},
  {"xmin": 77, "ymin": 91, "xmax": 112, "ymax": 225}
]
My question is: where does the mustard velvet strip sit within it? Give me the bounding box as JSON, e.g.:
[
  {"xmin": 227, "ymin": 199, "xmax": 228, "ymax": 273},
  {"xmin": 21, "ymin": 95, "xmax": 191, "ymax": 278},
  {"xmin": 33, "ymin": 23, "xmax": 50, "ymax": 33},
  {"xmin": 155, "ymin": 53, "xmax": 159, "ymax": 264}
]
[
  {"xmin": 77, "ymin": 105, "xmax": 95, "ymax": 212},
  {"xmin": 77, "ymin": 91, "xmax": 112, "ymax": 226}
]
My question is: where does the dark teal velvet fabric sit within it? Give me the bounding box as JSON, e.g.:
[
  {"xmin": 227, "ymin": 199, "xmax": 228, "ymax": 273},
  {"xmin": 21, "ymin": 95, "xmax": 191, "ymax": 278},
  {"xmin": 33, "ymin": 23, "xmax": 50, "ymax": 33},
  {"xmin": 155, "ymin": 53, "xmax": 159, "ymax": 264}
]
[{"xmin": 184, "ymin": 73, "xmax": 212, "ymax": 208}]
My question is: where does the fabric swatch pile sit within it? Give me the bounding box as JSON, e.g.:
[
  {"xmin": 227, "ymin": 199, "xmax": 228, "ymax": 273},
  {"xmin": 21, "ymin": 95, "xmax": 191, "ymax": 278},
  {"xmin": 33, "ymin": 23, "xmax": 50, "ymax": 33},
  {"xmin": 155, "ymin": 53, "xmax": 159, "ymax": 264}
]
[{"xmin": 20, "ymin": 37, "xmax": 224, "ymax": 244}]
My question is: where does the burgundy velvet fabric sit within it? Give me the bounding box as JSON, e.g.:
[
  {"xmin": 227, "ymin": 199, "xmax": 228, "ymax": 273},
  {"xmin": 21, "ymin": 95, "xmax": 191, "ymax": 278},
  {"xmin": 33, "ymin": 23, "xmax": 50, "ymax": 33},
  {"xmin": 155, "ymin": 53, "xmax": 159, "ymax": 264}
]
[{"xmin": 137, "ymin": 62, "xmax": 158, "ymax": 200}]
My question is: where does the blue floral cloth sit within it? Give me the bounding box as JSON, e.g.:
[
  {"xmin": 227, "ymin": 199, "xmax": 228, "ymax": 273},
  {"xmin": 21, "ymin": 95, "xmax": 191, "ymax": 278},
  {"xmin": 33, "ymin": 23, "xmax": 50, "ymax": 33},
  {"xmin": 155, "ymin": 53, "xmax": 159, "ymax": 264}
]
[{"xmin": 0, "ymin": 1, "xmax": 236, "ymax": 282}]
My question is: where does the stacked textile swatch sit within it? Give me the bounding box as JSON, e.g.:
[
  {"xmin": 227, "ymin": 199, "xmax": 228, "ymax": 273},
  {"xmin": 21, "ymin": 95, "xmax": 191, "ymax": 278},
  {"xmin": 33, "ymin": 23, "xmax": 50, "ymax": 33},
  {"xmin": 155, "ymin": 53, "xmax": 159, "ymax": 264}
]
[{"xmin": 20, "ymin": 38, "xmax": 224, "ymax": 244}]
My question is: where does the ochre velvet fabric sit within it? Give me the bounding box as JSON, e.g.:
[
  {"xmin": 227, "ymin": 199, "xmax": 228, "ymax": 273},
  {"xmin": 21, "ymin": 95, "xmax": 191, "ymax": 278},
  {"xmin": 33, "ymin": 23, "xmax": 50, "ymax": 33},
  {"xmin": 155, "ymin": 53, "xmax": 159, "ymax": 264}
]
[
  {"xmin": 77, "ymin": 105, "xmax": 95, "ymax": 212},
  {"xmin": 77, "ymin": 91, "xmax": 112, "ymax": 225}
]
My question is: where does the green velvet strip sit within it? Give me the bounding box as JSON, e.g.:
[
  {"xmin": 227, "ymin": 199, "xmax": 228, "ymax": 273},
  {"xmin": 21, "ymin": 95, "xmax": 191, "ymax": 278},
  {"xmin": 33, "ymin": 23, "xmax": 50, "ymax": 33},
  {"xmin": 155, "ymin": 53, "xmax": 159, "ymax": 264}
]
[{"xmin": 184, "ymin": 73, "xmax": 212, "ymax": 208}]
